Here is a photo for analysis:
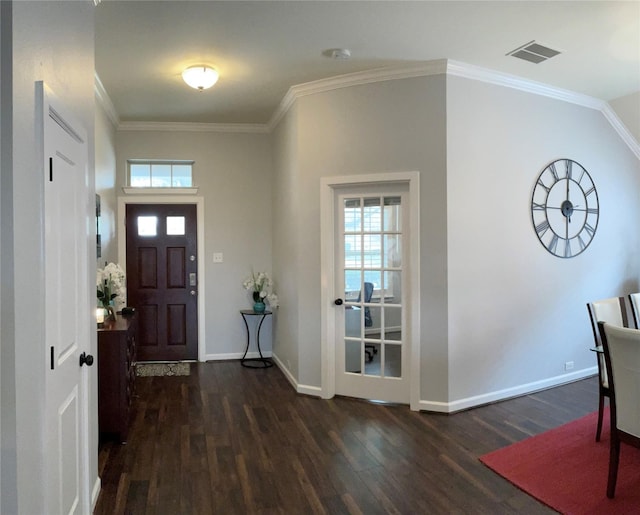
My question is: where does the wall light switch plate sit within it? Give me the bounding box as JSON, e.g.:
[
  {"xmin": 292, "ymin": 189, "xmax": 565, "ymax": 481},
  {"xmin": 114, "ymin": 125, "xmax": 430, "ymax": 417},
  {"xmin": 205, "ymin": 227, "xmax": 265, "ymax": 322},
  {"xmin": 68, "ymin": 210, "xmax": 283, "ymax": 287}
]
[{"xmin": 213, "ymin": 252, "xmax": 223, "ymax": 263}]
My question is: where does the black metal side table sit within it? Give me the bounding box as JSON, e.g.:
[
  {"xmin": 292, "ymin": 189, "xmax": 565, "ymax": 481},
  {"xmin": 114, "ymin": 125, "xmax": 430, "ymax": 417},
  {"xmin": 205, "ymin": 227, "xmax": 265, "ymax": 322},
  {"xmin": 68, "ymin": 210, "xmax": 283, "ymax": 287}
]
[{"xmin": 240, "ymin": 309, "xmax": 273, "ymax": 368}]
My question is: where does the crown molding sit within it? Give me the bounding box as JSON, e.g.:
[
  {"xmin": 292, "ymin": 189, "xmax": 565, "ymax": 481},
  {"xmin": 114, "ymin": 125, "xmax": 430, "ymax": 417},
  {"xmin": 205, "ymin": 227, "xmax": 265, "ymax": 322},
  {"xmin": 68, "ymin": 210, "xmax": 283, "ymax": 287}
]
[
  {"xmin": 445, "ymin": 60, "xmax": 605, "ymax": 111},
  {"xmin": 268, "ymin": 60, "xmax": 448, "ymax": 131},
  {"xmin": 445, "ymin": 60, "xmax": 639, "ymax": 158},
  {"xmin": 601, "ymin": 103, "xmax": 640, "ymax": 160},
  {"xmin": 94, "ymin": 73, "xmax": 120, "ymax": 128},
  {"xmin": 117, "ymin": 121, "xmax": 269, "ymax": 134},
  {"xmin": 100, "ymin": 59, "xmax": 638, "ymax": 158}
]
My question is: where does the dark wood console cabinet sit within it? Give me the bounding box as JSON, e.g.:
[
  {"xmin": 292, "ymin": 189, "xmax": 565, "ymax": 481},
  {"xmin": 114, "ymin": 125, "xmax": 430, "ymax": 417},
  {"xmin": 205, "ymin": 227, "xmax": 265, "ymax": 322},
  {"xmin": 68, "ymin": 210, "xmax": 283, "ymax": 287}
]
[{"xmin": 98, "ymin": 314, "xmax": 136, "ymax": 442}]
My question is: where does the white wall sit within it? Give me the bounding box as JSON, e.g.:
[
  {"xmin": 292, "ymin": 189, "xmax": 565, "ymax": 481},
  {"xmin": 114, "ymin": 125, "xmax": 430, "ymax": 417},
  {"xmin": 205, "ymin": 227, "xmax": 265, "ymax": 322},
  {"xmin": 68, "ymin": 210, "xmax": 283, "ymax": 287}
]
[
  {"xmin": 271, "ymin": 105, "xmax": 301, "ymax": 378},
  {"xmin": 95, "ymin": 100, "xmax": 118, "ymax": 265},
  {"xmin": 115, "ymin": 129, "xmax": 274, "ymax": 358},
  {"xmin": 272, "ymin": 75, "xmax": 449, "ymax": 395},
  {"xmin": 5, "ymin": 1, "xmax": 96, "ymax": 512},
  {"xmin": 270, "ymin": 68, "xmax": 639, "ymax": 410},
  {"xmin": 446, "ymin": 75, "xmax": 640, "ymax": 404},
  {"xmin": 0, "ymin": 3, "xmax": 14, "ymax": 512}
]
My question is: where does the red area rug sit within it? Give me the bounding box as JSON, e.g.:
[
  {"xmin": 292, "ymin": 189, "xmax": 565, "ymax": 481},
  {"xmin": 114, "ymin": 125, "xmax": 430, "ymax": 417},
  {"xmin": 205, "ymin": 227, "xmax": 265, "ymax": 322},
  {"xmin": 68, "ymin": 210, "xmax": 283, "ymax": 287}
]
[{"xmin": 480, "ymin": 410, "xmax": 640, "ymax": 514}]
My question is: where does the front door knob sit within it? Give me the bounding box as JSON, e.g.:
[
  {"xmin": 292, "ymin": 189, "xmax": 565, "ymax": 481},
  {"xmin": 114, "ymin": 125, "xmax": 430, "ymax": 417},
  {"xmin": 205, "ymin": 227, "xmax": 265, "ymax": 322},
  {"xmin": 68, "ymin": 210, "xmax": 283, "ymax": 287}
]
[
  {"xmin": 334, "ymin": 298, "xmax": 344, "ymax": 306},
  {"xmin": 79, "ymin": 352, "xmax": 94, "ymax": 367}
]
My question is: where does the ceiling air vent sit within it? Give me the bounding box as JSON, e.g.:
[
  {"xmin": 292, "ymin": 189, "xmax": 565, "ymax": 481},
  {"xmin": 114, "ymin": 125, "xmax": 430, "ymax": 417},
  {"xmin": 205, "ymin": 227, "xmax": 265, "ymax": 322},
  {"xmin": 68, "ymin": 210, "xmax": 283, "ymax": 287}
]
[{"xmin": 507, "ymin": 41, "xmax": 561, "ymax": 64}]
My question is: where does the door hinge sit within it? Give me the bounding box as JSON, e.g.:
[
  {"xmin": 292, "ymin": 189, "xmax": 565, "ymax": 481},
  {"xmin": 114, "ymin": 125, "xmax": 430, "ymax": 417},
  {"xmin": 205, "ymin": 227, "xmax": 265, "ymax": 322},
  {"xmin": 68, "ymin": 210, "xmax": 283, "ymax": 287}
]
[
  {"xmin": 49, "ymin": 157, "xmax": 53, "ymax": 182},
  {"xmin": 50, "ymin": 346, "xmax": 54, "ymax": 370}
]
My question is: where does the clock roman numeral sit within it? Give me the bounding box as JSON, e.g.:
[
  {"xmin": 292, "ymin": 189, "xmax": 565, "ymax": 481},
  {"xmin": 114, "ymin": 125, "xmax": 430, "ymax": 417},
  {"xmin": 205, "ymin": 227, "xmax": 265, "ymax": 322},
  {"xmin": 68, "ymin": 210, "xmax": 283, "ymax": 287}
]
[
  {"xmin": 583, "ymin": 222, "xmax": 596, "ymax": 238},
  {"xmin": 549, "ymin": 163, "xmax": 559, "ymax": 181},
  {"xmin": 536, "ymin": 179, "xmax": 550, "ymax": 193},
  {"xmin": 549, "ymin": 234, "xmax": 559, "ymax": 254},
  {"xmin": 532, "ymin": 202, "xmax": 546, "ymax": 211},
  {"xmin": 576, "ymin": 234, "xmax": 586, "ymax": 251},
  {"xmin": 564, "ymin": 239, "xmax": 572, "ymax": 258},
  {"xmin": 585, "ymin": 186, "xmax": 596, "ymax": 197},
  {"xmin": 587, "ymin": 207, "xmax": 598, "ymax": 215},
  {"xmin": 565, "ymin": 160, "xmax": 572, "ymax": 180},
  {"xmin": 536, "ymin": 220, "xmax": 550, "ymax": 237}
]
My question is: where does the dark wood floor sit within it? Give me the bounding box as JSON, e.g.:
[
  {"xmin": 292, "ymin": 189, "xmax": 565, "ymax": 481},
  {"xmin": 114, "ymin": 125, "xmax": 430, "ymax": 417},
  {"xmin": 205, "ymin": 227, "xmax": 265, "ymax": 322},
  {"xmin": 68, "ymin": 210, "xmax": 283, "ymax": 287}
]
[{"xmin": 94, "ymin": 361, "xmax": 599, "ymax": 514}]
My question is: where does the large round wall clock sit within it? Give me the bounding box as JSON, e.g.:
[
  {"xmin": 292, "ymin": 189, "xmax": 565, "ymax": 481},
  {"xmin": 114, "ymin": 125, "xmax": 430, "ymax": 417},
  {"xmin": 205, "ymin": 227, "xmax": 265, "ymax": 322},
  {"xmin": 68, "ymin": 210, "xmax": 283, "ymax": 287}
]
[{"xmin": 531, "ymin": 158, "xmax": 599, "ymax": 258}]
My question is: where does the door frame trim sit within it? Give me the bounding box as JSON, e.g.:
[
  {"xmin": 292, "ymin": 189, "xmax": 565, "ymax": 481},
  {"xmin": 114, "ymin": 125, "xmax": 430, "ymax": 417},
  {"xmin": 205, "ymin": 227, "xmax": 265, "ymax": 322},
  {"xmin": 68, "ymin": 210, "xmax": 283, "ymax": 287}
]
[
  {"xmin": 117, "ymin": 195, "xmax": 206, "ymax": 361},
  {"xmin": 320, "ymin": 171, "xmax": 421, "ymax": 410}
]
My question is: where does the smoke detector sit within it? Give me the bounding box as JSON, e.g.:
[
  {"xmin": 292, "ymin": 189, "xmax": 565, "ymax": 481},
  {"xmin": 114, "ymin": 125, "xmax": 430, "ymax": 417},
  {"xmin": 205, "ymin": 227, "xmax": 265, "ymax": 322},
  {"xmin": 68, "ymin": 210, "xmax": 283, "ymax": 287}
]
[{"xmin": 322, "ymin": 48, "xmax": 352, "ymax": 60}]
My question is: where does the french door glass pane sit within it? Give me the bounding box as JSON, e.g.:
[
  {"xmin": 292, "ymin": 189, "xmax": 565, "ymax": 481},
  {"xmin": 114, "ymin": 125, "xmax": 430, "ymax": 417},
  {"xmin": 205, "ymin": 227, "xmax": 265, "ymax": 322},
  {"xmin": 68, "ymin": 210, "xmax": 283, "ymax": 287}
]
[
  {"xmin": 384, "ymin": 344, "xmax": 402, "ymax": 378},
  {"xmin": 367, "ymin": 306, "xmax": 381, "ymax": 330},
  {"xmin": 384, "ymin": 271, "xmax": 402, "ymax": 302},
  {"xmin": 345, "ymin": 308, "xmax": 361, "ymax": 338},
  {"xmin": 384, "ymin": 234, "xmax": 402, "ymax": 268},
  {"xmin": 344, "ymin": 235, "xmax": 361, "ymax": 267},
  {"xmin": 344, "ymin": 270, "xmax": 361, "ymax": 297},
  {"xmin": 384, "ymin": 306, "xmax": 402, "ymax": 340},
  {"xmin": 363, "ymin": 197, "xmax": 381, "ymax": 232},
  {"xmin": 363, "ymin": 234, "xmax": 381, "ymax": 268},
  {"xmin": 364, "ymin": 343, "xmax": 381, "ymax": 376},
  {"xmin": 345, "ymin": 340, "xmax": 361, "ymax": 373},
  {"xmin": 383, "ymin": 196, "xmax": 402, "ymax": 231},
  {"xmin": 363, "ymin": 270, "xmax": 381, "ymax": 292},
  {"xmin": 344, "ymin": 198, "xmax": 360, "ymax": 232}
]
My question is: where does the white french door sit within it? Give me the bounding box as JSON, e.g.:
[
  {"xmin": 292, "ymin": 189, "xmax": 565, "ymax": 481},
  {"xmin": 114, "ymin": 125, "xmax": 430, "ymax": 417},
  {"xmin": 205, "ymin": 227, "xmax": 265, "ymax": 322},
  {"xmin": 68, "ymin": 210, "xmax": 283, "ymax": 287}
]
[{"xmin": 334, "ymin": 183, "xmax": 410, "ymax": 404}]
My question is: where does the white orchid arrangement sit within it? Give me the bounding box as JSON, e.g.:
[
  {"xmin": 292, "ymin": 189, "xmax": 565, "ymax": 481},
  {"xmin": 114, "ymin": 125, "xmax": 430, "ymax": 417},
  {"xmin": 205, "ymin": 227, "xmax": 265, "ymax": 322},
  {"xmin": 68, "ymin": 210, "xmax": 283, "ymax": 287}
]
[
  {"xmin": 243, "ymin": 271, "xmax": 279, "ymax": 308},
  {"xmin": 97, "ymin": 262, "xmax": 126, "ymax": 310}
]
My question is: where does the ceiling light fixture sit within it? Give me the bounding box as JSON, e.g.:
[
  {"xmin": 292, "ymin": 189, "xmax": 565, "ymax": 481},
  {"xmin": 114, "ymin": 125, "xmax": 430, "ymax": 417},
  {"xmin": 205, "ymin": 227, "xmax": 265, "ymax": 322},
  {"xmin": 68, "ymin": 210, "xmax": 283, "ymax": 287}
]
[{"xmin": 182, "ymin": 65, "xmax": 219, "ymax": 91}]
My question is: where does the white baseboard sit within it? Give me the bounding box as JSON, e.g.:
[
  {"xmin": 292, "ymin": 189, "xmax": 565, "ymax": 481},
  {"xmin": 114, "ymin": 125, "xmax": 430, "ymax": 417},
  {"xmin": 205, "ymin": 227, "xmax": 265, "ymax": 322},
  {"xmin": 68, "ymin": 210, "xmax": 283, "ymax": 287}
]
[
  {"xmin": 91, "ymin": 476, "xmax": 101, "ymax": 511},
  {"xmin": 271, "ymin": 352, "xmax": 322, "ymax": 397},
  {"xmin": 418, "ymin": 367, "xmax": 598, "ymax": 413},
  {"xmin": 203, "ymin": 354, "xmax": 595, "ymax": 413},
  {"xmin": 204, "ymin": 350, "xmax": 272, "ymax": 361}
]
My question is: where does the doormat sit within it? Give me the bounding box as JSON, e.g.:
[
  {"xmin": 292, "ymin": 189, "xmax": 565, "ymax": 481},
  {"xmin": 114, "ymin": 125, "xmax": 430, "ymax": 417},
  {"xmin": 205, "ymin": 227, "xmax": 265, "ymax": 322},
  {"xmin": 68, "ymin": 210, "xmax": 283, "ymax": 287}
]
[{"xmin": 135, "ymin": 362, "xmax": 191, "ymax": 377}]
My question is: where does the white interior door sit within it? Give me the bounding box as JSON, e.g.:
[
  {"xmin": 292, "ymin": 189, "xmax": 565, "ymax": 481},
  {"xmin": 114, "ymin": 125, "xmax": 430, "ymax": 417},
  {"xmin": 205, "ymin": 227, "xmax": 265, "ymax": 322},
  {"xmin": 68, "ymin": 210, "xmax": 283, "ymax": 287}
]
[
  {"xmin": 41, "ymin": 83, "xmax": 90, "ymax": 515},
  {"xmin": 334, "ymin": 184, "xmax": 410, "ymax": 403}
]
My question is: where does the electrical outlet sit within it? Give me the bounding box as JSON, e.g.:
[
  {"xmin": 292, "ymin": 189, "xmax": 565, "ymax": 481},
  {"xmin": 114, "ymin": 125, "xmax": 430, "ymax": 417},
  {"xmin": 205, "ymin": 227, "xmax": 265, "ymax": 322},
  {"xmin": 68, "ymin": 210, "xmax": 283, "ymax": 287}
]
[
  {"xmin": 564, "ymin": 361, "xmax": 574, "ymax": 371},
  {"xmin": 213, "ymin": 252, "xmax": 223, "ymax": 263}
]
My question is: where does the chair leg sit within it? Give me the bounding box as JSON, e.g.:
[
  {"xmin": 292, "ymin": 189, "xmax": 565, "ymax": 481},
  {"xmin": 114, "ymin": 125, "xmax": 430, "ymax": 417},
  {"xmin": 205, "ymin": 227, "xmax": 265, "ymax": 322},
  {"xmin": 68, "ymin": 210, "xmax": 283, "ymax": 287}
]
[
  {"xmin": 596, "ymin": 391, "xmax": 605, "ymax": 442},
  {"xmin": 607, "ymin": 432, "xmax": 620, "ymax": 498}
]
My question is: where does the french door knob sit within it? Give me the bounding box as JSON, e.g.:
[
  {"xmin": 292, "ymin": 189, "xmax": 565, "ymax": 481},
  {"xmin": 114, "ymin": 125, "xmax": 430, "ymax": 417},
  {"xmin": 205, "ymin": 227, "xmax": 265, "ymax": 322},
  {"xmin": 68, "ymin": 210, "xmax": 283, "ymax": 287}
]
[
  {"xmin": 79, "ymin": 352, "xmax": 94, "ymax": 367},
  {"xmin": 334, "ymin": 298, "xmax": 344, "ymax": 306}
]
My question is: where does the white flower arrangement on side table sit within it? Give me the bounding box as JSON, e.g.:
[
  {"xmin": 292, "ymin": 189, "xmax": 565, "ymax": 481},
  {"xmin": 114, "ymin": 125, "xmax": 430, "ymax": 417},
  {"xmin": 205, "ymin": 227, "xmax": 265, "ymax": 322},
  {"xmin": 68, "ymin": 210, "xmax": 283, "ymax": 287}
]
[
  {"xmin": 243, "ymin": 271, "xmax": 278, "ymax": 312},
  {"xmin": 97, "ymin": 262, "xmax": 126, "ymax": 320}
]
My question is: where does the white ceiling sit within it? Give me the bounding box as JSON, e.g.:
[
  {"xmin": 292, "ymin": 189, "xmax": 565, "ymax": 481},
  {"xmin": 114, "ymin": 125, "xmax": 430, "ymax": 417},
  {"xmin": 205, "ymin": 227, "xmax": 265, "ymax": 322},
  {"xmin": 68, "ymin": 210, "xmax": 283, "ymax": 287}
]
[{"xmin": 95, "ymin": 1, "xmax": 640, "ymax": 125}]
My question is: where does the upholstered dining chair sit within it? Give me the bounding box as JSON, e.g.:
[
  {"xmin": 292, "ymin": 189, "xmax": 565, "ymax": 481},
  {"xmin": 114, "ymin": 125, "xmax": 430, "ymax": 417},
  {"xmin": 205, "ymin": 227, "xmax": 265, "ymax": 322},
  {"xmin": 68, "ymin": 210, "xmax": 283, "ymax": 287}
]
[
  {"xmin": 628, "ymin": 293, "xmax": 640, "ymax": 329},
  {"xmin": 587, "ymin": 297, "xmax": 628, "ymax": 441},
  {"xmin": 597, "ymin": 321, "xmax": 640, "ymax": 498}
]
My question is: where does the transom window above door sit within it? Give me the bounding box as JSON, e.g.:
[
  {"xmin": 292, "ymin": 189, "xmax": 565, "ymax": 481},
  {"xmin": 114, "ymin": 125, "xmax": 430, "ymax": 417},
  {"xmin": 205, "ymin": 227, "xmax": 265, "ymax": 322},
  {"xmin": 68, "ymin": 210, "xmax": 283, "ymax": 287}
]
[{"xmin": 127, "ymin": 160, "xmax": 194, "ymax": 188}]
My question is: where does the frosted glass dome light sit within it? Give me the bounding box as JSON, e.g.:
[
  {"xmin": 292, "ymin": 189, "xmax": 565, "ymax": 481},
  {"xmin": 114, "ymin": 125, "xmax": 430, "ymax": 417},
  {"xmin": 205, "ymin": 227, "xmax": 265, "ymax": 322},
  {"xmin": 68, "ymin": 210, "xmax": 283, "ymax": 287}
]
[{"xmin": 182, "ymin": 66, "xmax": 219, "ymax": 91}]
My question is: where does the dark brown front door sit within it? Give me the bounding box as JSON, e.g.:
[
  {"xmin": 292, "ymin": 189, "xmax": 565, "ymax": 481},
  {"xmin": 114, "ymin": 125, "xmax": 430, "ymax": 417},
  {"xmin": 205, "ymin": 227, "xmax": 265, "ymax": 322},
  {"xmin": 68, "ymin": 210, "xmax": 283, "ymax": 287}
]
[{"xmin": 126, "ymin": 203, "xmax": 198, "ymax": 361}]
